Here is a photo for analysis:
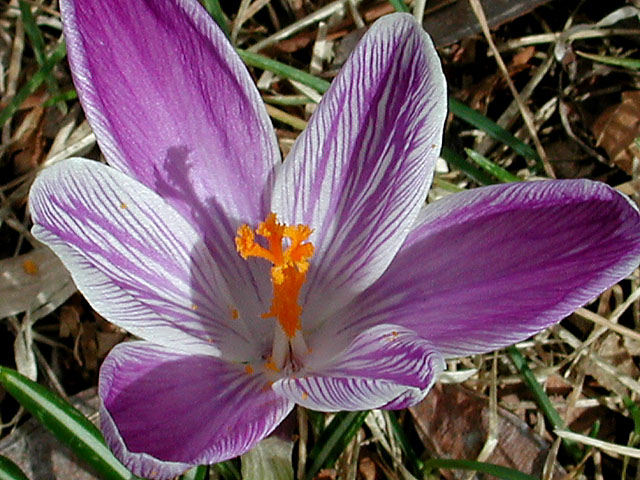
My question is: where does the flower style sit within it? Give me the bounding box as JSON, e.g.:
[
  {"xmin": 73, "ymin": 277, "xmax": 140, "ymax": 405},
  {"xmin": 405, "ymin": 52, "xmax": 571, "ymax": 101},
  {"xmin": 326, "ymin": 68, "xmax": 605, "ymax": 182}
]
[{"xmin": 28, "ymin": 0, "xmax": 640, "ymax": 478}]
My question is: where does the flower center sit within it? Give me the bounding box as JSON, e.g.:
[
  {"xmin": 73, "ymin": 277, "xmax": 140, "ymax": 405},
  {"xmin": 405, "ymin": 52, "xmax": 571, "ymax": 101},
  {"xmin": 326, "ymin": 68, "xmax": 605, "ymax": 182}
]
[{"xmin": 235, "ymin": 213, "xmax": 314, "ymax": 370}]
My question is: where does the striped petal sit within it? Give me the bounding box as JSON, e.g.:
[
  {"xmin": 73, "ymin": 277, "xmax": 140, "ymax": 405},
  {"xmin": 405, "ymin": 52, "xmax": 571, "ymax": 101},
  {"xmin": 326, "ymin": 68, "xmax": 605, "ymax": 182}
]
[
  {"xmin": 273, "ymin": 325, "xmax": 444, "ymax": 411},
  {"xmin": 29, "ymin": 159, "xmax": 253, "ymax": 357},
  {"xmin": 272, "ymin": 13, "xmax": 447, "ymax": 324},
  {"xmin": 335, "ymin": 180, "xmax": 640, "ymax": 357},
  {"xmin": 61, "ymin": 0, "xmax": 278, "ymax": 317},
  {"xmin": 62, "ymin": 0, "xmax": 279, "ymax": 221},
  {"xmin": 100, "ymin": 342, "xmax": 293, "ymax": 479}
]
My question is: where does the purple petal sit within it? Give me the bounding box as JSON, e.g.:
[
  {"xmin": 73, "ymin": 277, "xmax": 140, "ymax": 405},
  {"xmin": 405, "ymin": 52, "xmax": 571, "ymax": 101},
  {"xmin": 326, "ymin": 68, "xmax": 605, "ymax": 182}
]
[
  {"xmin": 272, "ymin": 13, "xmax": 447, "ymax": 322},
  {"xmin": 336, "ymin": 180, "xmax": 640, "ymax": 357},
  {"xmin": 100, "ymin": 342, "xmax": 293, "ymax": 479},
  {"xmin": 62, "ymin": 0, "xmax": 279, "ymax": 221},
  {"xmin": 61, "ymin": 0, "xmax": 278, "ymax": 315},
  {"xmin": 273, "ymin": 325, "xmax": 443, "ymax": 411},
  {"xmin": 29, "ymin": 159, "xmax": 255, "ymax": 357}
]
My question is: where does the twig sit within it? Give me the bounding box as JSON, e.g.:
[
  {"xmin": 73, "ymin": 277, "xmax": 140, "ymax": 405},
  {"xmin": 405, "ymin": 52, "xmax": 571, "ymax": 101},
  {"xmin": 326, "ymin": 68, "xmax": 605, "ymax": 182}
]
[
  {"xmin": 468, "ymin": 0, "xmax": 555, "ymax": 178},
  {"xmin": 247, "ymin": 0, "xmax": 351, "ymax": 52},
  {"xmin": 575, "ymin": 307, "xmax": 640, "ymax": 343},
  {"xmin": 500, "ymin": 28, "xmax": 640, "ymax": 51},
  {"xmin": 555, "ymin": 430, "xmax": 640, "ymax": 459}
]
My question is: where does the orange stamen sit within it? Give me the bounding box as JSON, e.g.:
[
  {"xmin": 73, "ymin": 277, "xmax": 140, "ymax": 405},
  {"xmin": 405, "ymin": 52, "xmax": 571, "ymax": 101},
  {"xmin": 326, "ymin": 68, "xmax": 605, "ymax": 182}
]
[{"xmin": 235, "ymin": 213, "xmax": 314, "ymax": 338}]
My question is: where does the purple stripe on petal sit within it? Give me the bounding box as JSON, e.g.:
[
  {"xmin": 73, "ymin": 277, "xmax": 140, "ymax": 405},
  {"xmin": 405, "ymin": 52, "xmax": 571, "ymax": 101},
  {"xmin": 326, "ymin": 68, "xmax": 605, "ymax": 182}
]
[
  {"xmin": 338, "ymin": 180, "xmax": 640, "ymax": 357},
  {"xmin": 61, "ymin": 0, "xmax": 278, "ymax": 317},
  {"xmin": 274, "ymin": 376, "xmax": 413, "ymax": 411},
  {"xmin": 272, "ymin": 13, "xmax": 447, "ymax": 325},
  {"xmin": 61, "ymin": 0, "xmax": 278, "ymax": 221},
  {"xmin": 100, "ymin": 342, "xmax": 294, "ymax": 479},
  {"xmin": 274, "ymin": 325, "xmax": 443, "ymax": 411},
  {"xmin": 30, "ymin": 159, "xmax": 254, "ymax": 357}
]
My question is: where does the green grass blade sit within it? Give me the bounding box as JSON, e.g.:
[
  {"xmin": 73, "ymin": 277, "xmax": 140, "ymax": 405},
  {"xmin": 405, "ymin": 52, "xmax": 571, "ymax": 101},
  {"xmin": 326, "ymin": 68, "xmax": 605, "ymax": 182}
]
[
  {"xmin": 180, "ymin": 465, "xmax": 208, "ymax": 480},
  {"xmin": 387, "ymin": 411, "xmax": 424, "ymax": 474},
  {"xmin": 388, "ymin": 0, "xmax": 410, "ymax": 13},
  {"xmin": 507, "ymin": 346, "xmax": 582, "ymax": 462},
  {"xmin": 624, "ymin": 397, "xmax": 640, "ymax": 436},
  {"xmin": 304, "ymin": 411, "xmax": 369, "ymax": 480},
  {"xmin": 0, "ymin": 455, "xmax": 30, "ymax": 480},
  {"xmin": 0, "ymin": 41, "xmax": 67, "ymax": 128},
  {"xmin": 577, "ymin": 51, "xmax": 640, "ymax": 70},
  {"xmin": 214, "ymin": 460, "xmax": 241, "ymax": 480},
  {"xmin": 200, "ymin": 0, "xmax": 230, "ymax": 38},
  {"xmin": 43, "ymin": 89, "xmax": 78, "ymax": 107},
  {"xmin": 441, "ymin": 146, "xmax": 495, "ymax": 185},
  {"xmin": 465, "ymin": 148, "xmax": 522, "ymax": 183},
  {"xmin": 264, "ymin": 95, "xmax": 313, "ymax": 106},
  {"xmin": 18, "ymin": 1, "xmax": 60, "ymax": 97},
  {"xmin": 19, "ymin": 2, "xmax": 46, "ymax": 65},
  {"xmin": 449, "ymin": 98, "xmax": 539, "ymax": 163},
  {"xmin": 0, "ymin": 367, "xmax": 137, "ymax": 480},
  {"xmin": 305, "ymin": 409, "xmax": 327, "ymax": 438},
  {"xmin": 423, "ymin": 458, "xmax": 539, "ymax": 480},
  {"xmin": 237, "ymin": 49, "xmax": 331, "ymax": 94}
]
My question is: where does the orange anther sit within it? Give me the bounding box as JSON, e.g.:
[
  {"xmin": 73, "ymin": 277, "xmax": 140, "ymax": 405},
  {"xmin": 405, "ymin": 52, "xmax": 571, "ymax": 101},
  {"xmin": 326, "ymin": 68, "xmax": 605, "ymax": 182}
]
[
  {"xmin": 265, "ymin": 360, "xmax": 280, "ymax": 372},
  {"xmin": 23, "ymin": 260, "xmax": 38, "ymax": 275},
  {"xmin": 236, "ymin": 213, "xmax": 314, "ymax": 339}
]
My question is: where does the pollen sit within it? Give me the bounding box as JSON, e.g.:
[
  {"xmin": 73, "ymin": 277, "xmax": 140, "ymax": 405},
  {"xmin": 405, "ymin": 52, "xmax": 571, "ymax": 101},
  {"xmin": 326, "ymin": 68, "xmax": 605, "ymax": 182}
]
[
  {"xmin": 244, "ymin": 364, "xmax": 254, "ymax": 375},
  {"xmin": 236, "ymin": 213, "xmax": 314, "ymax": 339},
  {"xmin": 264, "ymin": 359, "xmax": 280, "ymax": 372},
  {"xmin": 22, "ymin": 260, "xmax": 38, "ymax": 275},
  {"xmin": 231, "ymin": 308, "xmax": 239, "ymax": 319}
]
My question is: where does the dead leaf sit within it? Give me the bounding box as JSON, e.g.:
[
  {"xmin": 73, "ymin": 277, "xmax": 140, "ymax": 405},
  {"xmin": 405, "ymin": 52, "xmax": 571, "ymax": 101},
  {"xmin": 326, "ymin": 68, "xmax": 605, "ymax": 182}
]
[
  {"xmin": 59, "ymin": 304, "xmax": 81, "ymax": 338},
  {"xmin": 512, "ymin": 45, "xmax": 536, "ymax": 66},
  {"xmin": 592, "ymin": 90, "xmax": 640, "ymax": 174},
  {"xmin": 411, "ymin": 384, "xmax": 566, "ymax": 479},
  {"xmin": 585, "ymin": 333, "xmax": 640, "ymax": 397},
  {"xmin": 0, "ymin": 247, "xmax": 76, "ymax": 321},
  {"xmin": 357, "ymin": 456, "xmax": 377, "ymax": 480},
  {"xmin": 14, "ymin": 321, "xmax": 36, "ymax": 381}
]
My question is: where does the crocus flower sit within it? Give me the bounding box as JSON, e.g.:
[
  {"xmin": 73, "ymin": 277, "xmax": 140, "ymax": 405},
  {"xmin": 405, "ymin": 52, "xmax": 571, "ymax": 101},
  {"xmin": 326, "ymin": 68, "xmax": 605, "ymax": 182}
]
[{"xmin": 28, "ymin": 0, "xmax": 640, "ymax": 477}]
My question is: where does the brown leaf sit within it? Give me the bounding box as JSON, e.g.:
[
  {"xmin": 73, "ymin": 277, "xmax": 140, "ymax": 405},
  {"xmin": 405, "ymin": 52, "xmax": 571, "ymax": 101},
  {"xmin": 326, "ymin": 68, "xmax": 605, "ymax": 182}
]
[
  {"xmin": 357, "ymin": 456, "xmax": 378, "ymax": 480},
  {"xmin": 11, "ymin": 104, "xmax": 46, "ymax": 173},
  {"xmin": 411, "ymin": 384, "xmax": 566, "ymax": 479},
  {"xmin": 584, "ymin": 333, "xmax": 640, "ymax": 397},
  {"xmin": 59, "ymin": 305, "xmax": 81, "ymax": 338},
  {"xmin": 0, "ymin": 248, "xmax": 75, "ymax": 321},
  {"xmin": 592, "ymin": 90, "xmax": 640, "ymax": 174}
]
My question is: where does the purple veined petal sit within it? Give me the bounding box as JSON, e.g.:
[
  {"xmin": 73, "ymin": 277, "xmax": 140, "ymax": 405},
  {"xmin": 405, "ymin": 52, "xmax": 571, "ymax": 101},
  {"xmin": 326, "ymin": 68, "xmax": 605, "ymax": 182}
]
[
  {"xmin": 100, "ymin": 341, "xmax": 294, "ymax": 480},
  {"xmin": 273, "ymin": 324, "xmax": 444, "ymax": 411},
  {"xmin": 271, "ymin": 13, "xmax": 447, "ymax": 325},
  {"xmin": 334, "ymin": 179, "xmax": 640, "ymax": 358},
  {"xmin": 61, "ymin": 0, "xmax": 279, "ymax": 222},
  {"xmin": 29, "ymin": 159, "xmax": 258, "ymax": 358},
  {"xmin": 61, "ymin": 0, "xmax": 278, "ymax": 319}
]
